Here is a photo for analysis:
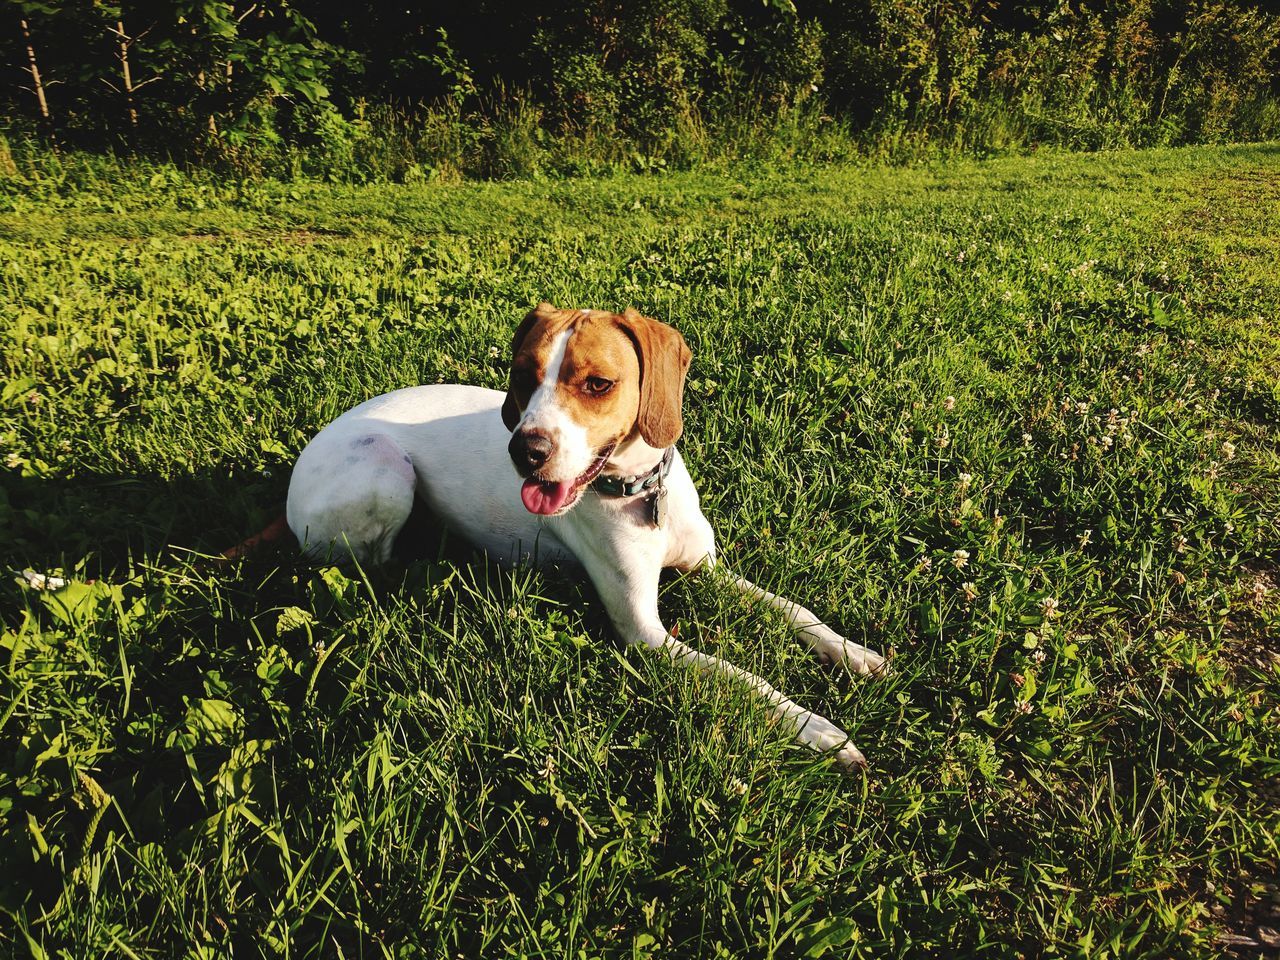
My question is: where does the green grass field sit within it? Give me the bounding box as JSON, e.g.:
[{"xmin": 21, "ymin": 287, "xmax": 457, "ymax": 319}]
[{"xmin": 2, "ymin": 144, "xmax": 1278, "ymax": 958}]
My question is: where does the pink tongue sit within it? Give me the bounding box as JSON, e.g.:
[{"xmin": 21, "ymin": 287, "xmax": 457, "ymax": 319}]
[{"xmin": 521, "ymin": 478, "xmax": 574, "ymax": 515}]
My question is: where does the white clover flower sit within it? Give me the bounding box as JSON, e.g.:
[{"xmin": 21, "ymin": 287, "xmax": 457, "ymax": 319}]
[
  {"xmin": 944, "ymin": 395, "xmax": 957, "ymax": 411},
  {"xmin": 1252, "ymin": 580, "xmax": 1269, "ymax": 606},
  {"xmin": 20, "ymin": 569, "xmax": 68, "ymax": 591},
  {"xmin": 1041, "ymin": 597, "xmax": 1060, "ymax": 619},
  {"xmin": 1222, "ymin": 441, "xmax": 1236, "ymax": 460},
  {"xmin": 952, "ymin": 549, "xmax": 970, "ymax": 569}
]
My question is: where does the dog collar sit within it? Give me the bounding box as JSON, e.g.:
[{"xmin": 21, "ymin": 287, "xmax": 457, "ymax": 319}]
[{"xmin": 592, "ymin": 447, "xmax": 674, "ymax": 498}]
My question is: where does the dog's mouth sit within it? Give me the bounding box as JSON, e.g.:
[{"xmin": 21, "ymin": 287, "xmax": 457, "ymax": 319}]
[{"xmin": 520, "ymin": 443, "xmax": 616, "ymax": 516}]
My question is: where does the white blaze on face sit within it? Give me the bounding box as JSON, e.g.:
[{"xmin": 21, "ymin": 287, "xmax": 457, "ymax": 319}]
[{"xmin": 517, "ymin": 327, "xmax": 593, "ymax": 482}]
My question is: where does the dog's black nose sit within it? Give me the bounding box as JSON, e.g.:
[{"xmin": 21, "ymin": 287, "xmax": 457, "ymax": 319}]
[{"xmin": 509, "ymin": 430, "xmax": 552, "ymax": 472}]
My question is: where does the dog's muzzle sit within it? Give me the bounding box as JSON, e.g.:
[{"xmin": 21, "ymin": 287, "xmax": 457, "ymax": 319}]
[{"xmin": 508, "ymin": 429, "xmax": 552, "ymax": 475}]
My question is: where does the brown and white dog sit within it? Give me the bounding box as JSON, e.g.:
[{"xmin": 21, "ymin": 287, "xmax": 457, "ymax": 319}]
[{"xmin": 287, "ymin": 302, "xmax": 885, "ymax": 769}]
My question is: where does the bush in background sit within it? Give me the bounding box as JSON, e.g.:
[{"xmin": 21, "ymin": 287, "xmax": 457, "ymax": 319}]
[{"xmin": 3, "ymin": 0, "xmax": 1279, "ymax": 179}]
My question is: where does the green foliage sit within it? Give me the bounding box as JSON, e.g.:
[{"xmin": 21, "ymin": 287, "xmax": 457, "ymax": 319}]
[
  {"xmin": 3, "ymin": 1, "xmax": 1278, "ymax": 176},
  {"xmin": 0, "ymin": 144, "xmax": 1278, "ymax": 955},
  {"xmin": 6, "ymin": 0, "xmax": 335, "ymax": 152}
]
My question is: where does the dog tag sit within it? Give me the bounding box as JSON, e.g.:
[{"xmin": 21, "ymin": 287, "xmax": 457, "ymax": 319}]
[{"xmin": 649, "ymin": 488, "xmax": 668, "ymax": 528}]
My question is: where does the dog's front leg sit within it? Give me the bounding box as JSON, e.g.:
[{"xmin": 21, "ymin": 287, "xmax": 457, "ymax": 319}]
[
  {"xmin": 577, "ymin": 550, "xmax": 868, "ymax": 770},
  {"xmin": 723, "ymin": 572, "xmax": 887, "ymax": 677}
]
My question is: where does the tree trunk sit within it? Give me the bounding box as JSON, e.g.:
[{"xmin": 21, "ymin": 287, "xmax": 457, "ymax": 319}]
[
  {"xmin": 115, "ymin": 21, "xmax": 138, "ymax": 128},
  {"xmin": 192, "ymin": 21, "xmax": 219, "ymax": 138},
  {"xmin": 19, "ymin": 18, "xmax": 51, "ymax": 125},
  {"xmin": 196, "ymin": 64, "xmax": 218, "ymax": 136}
]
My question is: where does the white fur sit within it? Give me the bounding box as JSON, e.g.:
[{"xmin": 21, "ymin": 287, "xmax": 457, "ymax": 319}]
[
  {"xmin": 287, "ymin": 369, "xmax": 886, "ymax": 770},
  {"xmin": 513, "ymin": 328, "xmax": 595, "ymax": 484}
]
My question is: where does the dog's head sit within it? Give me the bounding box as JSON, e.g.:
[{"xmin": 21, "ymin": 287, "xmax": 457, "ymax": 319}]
[{"xmin": 502, "ymin": 302, "xmax": 691, "ymax": 516}]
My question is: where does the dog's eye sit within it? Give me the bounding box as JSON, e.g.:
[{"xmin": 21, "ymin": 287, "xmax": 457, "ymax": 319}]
[
  {"xmin": 511, "ymin": 368, "xmax": 536, "ymax": 391},
  {"xmin": 583, "ymin": 376, "xmax": 614, "ymax": 396}
]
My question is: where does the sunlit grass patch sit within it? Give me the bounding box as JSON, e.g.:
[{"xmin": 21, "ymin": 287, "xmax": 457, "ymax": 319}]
[{"xmin": 1, "ymin": 143, "xmax": 1277, "ymax": 958}]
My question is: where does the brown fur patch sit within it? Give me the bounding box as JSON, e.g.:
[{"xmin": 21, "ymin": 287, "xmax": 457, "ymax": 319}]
[
  {"xmin": 503, "ymin": 303, "xmax": 690, "ymax": 453},
  {"xmin": 617, "ymin": 307, "xmax": 691, "ymax": 448}
]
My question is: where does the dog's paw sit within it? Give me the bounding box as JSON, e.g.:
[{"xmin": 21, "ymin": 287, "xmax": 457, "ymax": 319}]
[
  {"xmin": 833, "ymin": 741, "xmax": 869, "ymax": 772},
  {"xmin": 825, "ymin": 639, "xmax": 888, "ymax": 678},
  {"xmin": 804, "ymin": 625, "xmax": 889, "ymax": 678},
  {"xmin": 795, "ymin": 711, "xmax": 867, "ymax": 771}
]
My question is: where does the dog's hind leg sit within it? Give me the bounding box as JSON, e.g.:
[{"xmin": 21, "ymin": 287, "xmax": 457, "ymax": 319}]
[{"xmin": 287, "ymin": 432, "xmax": 416, "ymax": 567}]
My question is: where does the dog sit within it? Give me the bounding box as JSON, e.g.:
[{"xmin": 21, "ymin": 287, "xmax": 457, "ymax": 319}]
[{"xmin": 286, "ymin": 303, "xmax": 886, "ymax": 769}]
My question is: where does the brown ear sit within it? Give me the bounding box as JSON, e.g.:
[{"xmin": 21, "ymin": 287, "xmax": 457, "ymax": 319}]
[
  {"xmin": 617, "ymin": 307, "xmax": 692, "ymax": 448},
  {"xmin": 501, "ymin": 387, "xmax": 524, "ymax": 432},
  {"xmin": 501, "ymin": 303, "xmax": 556, "ymax": 431}
]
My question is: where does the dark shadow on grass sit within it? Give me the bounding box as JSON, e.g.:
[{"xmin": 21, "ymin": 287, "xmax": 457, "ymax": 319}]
[
  {"xmin": 0, "ymin": 462, "xmax": 622, "ymax": 934},
  {"xmin": 0, "ymin": 465, "xmax": 502, "ymax": 579},
  {"xmin": 1, "ymin": 467, "xmax": 291, "ymax": 577}
]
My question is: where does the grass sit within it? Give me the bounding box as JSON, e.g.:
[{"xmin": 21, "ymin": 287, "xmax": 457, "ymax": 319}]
[{"xmin": 1, "ymin": 142, "xmax": 1278, "ymax": 958}]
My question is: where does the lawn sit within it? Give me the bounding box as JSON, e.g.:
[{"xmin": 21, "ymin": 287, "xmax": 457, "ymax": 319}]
[{"xmin": 1, "ymin": 144, "xmax": 1278, "ymax": 958}]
